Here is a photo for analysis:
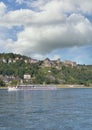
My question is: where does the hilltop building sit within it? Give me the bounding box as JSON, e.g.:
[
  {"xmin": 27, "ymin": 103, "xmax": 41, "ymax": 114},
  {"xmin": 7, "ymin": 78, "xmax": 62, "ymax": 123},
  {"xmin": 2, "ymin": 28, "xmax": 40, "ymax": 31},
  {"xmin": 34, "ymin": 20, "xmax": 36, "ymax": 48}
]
[
  {"xmin": 64, "ymin": 60, "xmax": 77, "ymax": 67},
  {"xmin": 43, "ymin": 58, "xmax": 52, "ymax": 67}
]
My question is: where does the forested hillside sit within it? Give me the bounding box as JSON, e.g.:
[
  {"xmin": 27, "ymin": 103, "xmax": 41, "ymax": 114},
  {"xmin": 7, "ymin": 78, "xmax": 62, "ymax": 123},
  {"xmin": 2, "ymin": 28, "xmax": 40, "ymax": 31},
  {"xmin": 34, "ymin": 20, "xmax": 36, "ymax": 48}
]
[{"xmin": 0, "ymin": 53, "xmax": 92, "ymax": 86}]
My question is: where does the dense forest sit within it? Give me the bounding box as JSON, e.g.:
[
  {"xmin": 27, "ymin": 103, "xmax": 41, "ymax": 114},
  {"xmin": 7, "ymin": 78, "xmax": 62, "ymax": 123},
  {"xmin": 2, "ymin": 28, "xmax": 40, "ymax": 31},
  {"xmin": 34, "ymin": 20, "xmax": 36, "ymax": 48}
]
[{"xmin": 0, "ymin": 53, "xmax": 92, "ymax": 86}]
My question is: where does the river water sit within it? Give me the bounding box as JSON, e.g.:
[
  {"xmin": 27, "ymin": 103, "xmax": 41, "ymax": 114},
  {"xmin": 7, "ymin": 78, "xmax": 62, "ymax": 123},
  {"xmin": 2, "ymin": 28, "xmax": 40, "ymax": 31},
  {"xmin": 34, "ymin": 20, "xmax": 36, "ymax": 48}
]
[{"xmin": 0, "ymin": 88, "xmax": 92, "ymax": 130}]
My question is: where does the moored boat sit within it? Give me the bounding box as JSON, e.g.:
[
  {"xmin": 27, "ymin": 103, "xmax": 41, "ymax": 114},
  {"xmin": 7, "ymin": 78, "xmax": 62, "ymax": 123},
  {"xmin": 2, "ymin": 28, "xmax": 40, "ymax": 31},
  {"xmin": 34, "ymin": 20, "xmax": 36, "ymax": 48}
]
[{"xmin": 8, "ymin": 85, "xmax": 57, "ymax": 91}]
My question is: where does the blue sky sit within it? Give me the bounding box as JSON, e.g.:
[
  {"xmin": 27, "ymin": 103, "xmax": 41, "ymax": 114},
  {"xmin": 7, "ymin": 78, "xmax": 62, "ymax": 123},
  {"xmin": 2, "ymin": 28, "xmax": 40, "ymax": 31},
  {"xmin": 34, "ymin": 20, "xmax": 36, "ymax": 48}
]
[{"xmin": 0, "ymin": 0, "xmax": 92, "ymax": 64}]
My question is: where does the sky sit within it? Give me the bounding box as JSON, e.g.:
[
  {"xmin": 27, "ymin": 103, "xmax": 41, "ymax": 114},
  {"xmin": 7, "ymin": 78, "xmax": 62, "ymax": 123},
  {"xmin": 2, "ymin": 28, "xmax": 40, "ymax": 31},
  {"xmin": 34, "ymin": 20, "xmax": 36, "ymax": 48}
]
[{"xmin": 0, "ymin": 0, "xmax": 92, "ymax": 65}]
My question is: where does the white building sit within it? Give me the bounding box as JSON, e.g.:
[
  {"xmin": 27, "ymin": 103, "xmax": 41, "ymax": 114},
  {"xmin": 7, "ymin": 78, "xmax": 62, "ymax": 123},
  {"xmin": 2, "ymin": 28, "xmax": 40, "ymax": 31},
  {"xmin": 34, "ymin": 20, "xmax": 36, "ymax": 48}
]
[{"xmin": 24, "ymin": 74, "xmax": 31, "ymax": 80}]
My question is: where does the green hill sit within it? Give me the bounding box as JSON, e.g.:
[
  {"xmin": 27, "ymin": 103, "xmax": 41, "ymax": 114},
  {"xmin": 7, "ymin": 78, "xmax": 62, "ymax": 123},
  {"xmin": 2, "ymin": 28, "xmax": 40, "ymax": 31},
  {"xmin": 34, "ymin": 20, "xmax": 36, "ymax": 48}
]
[{"xmin": 0, "ymin": 53, "xmax": 92, "ymax": 86}]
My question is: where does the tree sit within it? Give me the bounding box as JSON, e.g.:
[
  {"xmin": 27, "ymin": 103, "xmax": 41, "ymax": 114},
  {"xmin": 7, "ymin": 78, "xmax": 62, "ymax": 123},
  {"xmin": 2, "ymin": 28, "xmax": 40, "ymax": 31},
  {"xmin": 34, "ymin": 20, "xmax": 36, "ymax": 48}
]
[{"xmin": 0, "ymin": 79, "xmax": 5, "ymax": 87}]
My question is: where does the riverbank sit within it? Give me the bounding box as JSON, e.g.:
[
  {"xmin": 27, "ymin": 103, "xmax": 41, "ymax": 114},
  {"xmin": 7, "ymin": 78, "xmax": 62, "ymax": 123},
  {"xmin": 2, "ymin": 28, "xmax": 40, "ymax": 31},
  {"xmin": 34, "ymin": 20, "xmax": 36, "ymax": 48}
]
[
  {"xmin": 0, "ymin": 87, "xmax": 7, "ymax": 89},
  {"xmin": 0, "ymin": 84, "xmax": 92, "ymax": 90},
  {"xmin": 57, "ymin": 84, "xmax": 92, "ymax": 88}
]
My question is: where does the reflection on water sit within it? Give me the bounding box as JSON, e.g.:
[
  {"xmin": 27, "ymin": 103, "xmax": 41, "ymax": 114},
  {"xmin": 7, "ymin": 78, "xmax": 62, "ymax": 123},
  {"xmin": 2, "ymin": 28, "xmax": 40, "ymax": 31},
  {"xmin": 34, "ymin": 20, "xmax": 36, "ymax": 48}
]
[{"xmin": 0, "ymin": 88, "xmax": 92, "ymax": 130}]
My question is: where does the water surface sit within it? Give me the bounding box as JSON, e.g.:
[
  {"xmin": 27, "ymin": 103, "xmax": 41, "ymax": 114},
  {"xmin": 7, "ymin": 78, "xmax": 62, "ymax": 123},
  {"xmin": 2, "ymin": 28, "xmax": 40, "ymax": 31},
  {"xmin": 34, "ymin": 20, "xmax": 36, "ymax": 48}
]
[{"xmin": 0, "ymin": 88, "xmax": 92, "ymax": 130}]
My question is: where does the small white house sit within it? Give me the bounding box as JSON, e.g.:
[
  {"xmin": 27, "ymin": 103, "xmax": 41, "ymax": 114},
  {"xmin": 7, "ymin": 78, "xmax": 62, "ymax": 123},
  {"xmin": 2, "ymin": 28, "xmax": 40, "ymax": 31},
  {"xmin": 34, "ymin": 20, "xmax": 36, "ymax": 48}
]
[{"xmin": 24, "ymin": 74, "xmax": 31, "ymax": 80}]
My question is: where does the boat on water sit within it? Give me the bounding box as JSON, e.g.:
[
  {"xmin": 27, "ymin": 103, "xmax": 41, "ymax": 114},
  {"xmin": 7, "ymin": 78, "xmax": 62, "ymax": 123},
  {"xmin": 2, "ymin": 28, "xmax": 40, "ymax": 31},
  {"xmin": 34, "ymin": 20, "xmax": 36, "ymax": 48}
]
[
  {"xmin": 8, "ymin": 85, "xmax": 57, "ymax": 91},
  {"xmin": 8, "ymin": 86, "xmax": 18, "ymax": 91}
]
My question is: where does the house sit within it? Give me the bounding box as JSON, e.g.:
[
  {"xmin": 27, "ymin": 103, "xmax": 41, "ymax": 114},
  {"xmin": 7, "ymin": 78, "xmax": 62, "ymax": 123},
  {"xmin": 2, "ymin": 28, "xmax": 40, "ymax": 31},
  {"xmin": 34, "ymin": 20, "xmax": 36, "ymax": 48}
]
[
  {"xmin": 15, "ymin": 57, "xmax": 19, "ymax": 60},
  {"xmin": 24, "ymin": 74, "xmax": 31, "ymax": 80},
  {"xmin": 30, "ymin": 59, "xmax": 38, "ymax": 64},
  {"xmin": 13, "ymin": 59, "xmax": 16, "ymax": 63},
  {"xmin": 55, "ymin": 58, "xmax": 62, "ymax": 69},
  {"xmin": 2, "ymin": 58, "xmax": 7, "ymax": 63},
  {"xmin": 43, "ymin": 58, "xmax": 52, "ymax": 67},
  {"xmin": 56, "ymin": 58, "xmax": 61, "ymax": 64},
  {"xmin": 1, "ymin": 75, "xmax": 16, "ymax": 84},
  {"xmin": 64, "ymin": 60, "xmax": 77, "ymax": 67},
  {"xmin": 8, "ymin": 59, "xmax": 12, "ymax": 63},
  {"xmin": 24, "ymin": 59, "xmax": 28, "ymax": 63}
]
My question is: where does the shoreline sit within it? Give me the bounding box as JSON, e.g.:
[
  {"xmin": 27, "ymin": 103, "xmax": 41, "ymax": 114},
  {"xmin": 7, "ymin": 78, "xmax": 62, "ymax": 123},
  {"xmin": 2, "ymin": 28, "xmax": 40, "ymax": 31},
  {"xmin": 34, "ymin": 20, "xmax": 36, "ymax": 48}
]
[
  {"xmin": 57, "ymin": 84, "xmax": 92, "ymax": 88},
  {"xmin": 0, "ymin": 84, "xmax": 92, "ymax": 89},
  {"xmin": 0, "ymin": 87, "xmax": 8, "ymax": 89}
]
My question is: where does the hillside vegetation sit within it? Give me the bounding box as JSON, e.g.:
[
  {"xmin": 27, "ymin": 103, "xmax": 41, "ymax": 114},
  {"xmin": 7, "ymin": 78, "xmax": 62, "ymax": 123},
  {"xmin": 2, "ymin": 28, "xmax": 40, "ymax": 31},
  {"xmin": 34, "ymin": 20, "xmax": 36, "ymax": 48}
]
[{"xmin": 0, "ymin": 53, "xmax": 92, "ymax": 86}]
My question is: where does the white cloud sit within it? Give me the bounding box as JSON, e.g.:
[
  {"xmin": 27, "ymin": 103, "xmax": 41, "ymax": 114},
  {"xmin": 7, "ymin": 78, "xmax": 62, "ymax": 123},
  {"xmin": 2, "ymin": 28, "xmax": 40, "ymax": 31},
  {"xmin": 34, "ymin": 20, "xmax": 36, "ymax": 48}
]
[
  {"xmin": 0, "ymin": 0, "xmax": 92, "ymax": 59},
  {"xmin": 16, "ymin": 0, "xmax": 24, "ymax": 4},
  {"xmin": 0, "ymin": 2, "xmax": 6, "ymax": 16}
]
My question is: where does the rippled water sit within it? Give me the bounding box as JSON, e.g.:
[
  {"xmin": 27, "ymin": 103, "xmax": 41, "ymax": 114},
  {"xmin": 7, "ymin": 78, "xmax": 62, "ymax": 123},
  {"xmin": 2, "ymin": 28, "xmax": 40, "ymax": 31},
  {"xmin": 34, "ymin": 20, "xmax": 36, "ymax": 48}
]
[{"xmin": 0, "ymin": 88, "xmax": 92, "ymax": 130}]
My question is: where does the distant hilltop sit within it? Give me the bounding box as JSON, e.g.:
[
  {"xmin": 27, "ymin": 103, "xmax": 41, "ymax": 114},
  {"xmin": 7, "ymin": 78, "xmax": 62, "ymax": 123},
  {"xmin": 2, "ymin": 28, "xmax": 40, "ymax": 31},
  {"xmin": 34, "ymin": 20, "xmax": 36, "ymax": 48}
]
[{"xmin": 0, "ymin": 53, "xmax": 77, "ymax": 67}]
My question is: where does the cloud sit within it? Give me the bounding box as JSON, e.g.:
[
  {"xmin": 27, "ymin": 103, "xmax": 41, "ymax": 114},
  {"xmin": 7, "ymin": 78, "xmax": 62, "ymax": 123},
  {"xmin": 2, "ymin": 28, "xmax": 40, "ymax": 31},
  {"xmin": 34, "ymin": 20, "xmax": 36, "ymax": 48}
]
[
  {"xmin": 16, "ymin": 0, "xmax": 24, "ymax": 4},
  {"xmin": 0, "ymin": 2, "xmax": 6, "ymax": 15},
  {"xmin": 0, "ymin": 0, "xmax": 92, "ymax": 59},
  {"xmin": 15, "ymin": 0, "xmax": 92, "ymax": 14}
]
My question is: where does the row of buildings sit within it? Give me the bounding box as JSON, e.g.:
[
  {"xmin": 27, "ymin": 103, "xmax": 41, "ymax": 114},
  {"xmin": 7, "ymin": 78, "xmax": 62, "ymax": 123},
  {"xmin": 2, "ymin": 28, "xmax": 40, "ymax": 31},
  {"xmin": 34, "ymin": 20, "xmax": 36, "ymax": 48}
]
[
  {"xmin": 0, "ymin": 57, "xmax": 38, "ymax": 64},
  {"xmin": 43, "ymin": 58, "xmax": 77, "ymax": 68},
  {"xmin": 0, "ymin": 74, "xmax": 31, "ymax": 84},
  {"xmin": 0, "ymin": 56, "xmax": 77, "ymax": 67}
]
